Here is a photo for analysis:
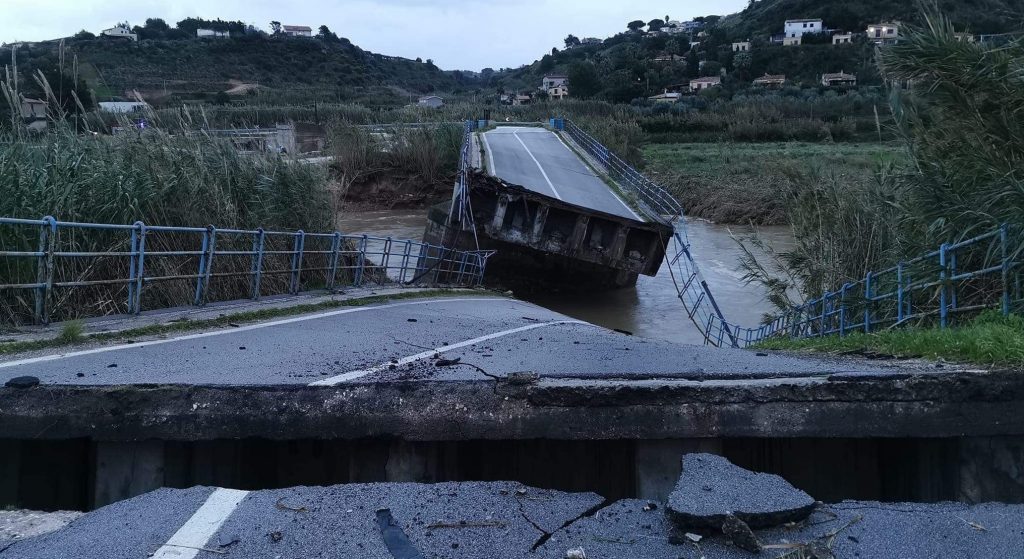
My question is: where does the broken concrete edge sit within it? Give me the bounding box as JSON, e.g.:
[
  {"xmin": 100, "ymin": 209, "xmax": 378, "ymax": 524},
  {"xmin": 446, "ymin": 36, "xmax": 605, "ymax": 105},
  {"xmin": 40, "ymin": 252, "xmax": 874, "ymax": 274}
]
[
  {"xmin": 666, "ymin": 454, "xmax": 816, "ymax": 531},
  {"xmin": 0, "ymin": 288, "xmax": 499, "ymax": 357},
  {"xmin": 0, "ymin": 509, "xmax": 83, "ymax": 548},
  {"xmin": 3, "ymin": 372, "xmax": 1024, "ymax": 441}
]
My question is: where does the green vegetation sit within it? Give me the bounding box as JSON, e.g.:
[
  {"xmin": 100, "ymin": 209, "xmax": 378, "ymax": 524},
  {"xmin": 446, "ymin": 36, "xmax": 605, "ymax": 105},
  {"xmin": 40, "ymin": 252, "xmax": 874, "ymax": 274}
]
[
  {"xmin": 0, "ymin": 289, "xmax": 477, "ymax": 355},
  {"xmin": 738, "ymin": 11, "xmax": 1024, "ymax": 324},
  {"xmin": 644, "ymin": 142, "xmax": 903, "ymax": 224},
  {"xmin": 57, "ymin": 320, "xmax": 85, "ymax": 344},
  {"xmin": 756, "ymin": 312, "xmax": 1024, "ymax": 368}
]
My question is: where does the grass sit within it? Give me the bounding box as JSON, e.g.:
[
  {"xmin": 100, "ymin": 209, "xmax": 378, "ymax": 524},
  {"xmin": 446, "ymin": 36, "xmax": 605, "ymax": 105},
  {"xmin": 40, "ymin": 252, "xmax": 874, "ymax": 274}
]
[
  {"xmin": 0, "ymin": 289, "xmax": 486, "ymax": 356},
  {"xmin": 643, "ymin": 142, "xmax": 905, "ymax": 225},
  {"xmin": 755, "ymin": 312, "xmax": 1024, "ymax": 368}
]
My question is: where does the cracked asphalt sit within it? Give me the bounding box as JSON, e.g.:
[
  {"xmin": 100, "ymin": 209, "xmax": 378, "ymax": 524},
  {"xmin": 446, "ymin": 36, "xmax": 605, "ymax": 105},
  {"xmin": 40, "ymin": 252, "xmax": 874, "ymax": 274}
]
[
  {"xmin": 4, "ymin": 483, "xmax": 1021, "ymax": 559},
  {"xmin": 0, "ymin": 297, "xmax": 900, "ymax": 387}
]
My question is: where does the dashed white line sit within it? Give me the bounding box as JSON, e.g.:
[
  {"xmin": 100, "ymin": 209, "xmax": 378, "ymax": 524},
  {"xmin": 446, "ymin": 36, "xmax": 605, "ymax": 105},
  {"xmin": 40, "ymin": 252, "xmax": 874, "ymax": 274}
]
[
  {"xmin": 151, "ymin": 488, "xmax": 249, "ymax": 559},
  {"xmin": 513, "ymin": 131, "xmax": 563, "ymax": 200},
  {"xmin": 309, "ymin": 319, "xmax": 586, "ymax": 386},
  {"xmin": 0, "ymin": 297, "xmax": 509, "ymax": 369}
]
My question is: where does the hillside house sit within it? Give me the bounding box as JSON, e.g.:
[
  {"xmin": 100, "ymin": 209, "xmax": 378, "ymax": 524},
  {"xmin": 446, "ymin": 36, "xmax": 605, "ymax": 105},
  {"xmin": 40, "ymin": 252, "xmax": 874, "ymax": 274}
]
[
  {"xmin": 785, "ymin": 19, "xmax": 823, "ymax": 39},
  {"xmin": 663, "ymin": 21, "xmax": 686, "ymax": 35},
  {"xmin": 681, "ymin": 20, "xmax": 704, "ymax": 33},
  {"xmin": 541, "ymin": 75, "xmax": 568, "ymax": 90},
  {"xmin": 833, "ymin": 33, "xmax": 854, "ymax": 45},
  {"xmin": 654, "ymin": 53, "xmax": 685, "ymax": 63},
  {"xmin": 98, "ymin": 101, "xmax": 149, "ymax": 113},
  {"xmin": 547, "ymin": 85, "xmax": 569, "ymax": 99},
  {"xmin": 101, "ymin": 24, "xmax": 137, "ymax": 42},
  {"xmin": 648, "ymin": 91, "xmax": 682, "ymax": 103},
  {"xmin": 513, "ymin": 94, "xmax": 532, "ymax": 106},
  {"xmin": 689, "ymin": 76, "xmax": 721, "ymax": 92},
  {"xmin": 867, "ymin": 22, "xmax": 900, "ymax": 45},
  {"xmin": 821, "ymin": 72, "xmax": 857, "ymax": 87},
  {"xmin": 732, "ymin": 41, "xmax": 751, "ymax": 52},
  {"xmin": 417, "ymin": 96, "xmax": 444, "ymax": 108},
  {"xmin": 581, "ymin": 37, "xmax": 603, "ymax": 46},
  {"xmin": 753, "ymin": 74, "xmax": 786, "ymax": 88},
  {"xmin": 282, "ymin": 25, "xmax": 313, "ymax": 37},
  {"xmin": 196, "ymin": 29, "xmax": 230, "ymax": 38},
  {"xmin": 783, "ymin": 36, "xmax": 802, "ymax": 46}
]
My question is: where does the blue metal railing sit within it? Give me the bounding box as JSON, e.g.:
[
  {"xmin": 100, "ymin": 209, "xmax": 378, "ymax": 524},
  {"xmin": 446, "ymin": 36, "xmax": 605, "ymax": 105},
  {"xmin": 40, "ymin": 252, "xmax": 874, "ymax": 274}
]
[
  {"xmin": 0, "ymin": 216, "xmax": 494, "ymax": 325},
  {"xmin": 733, "ymin": 225, "xmax": 1022, "ymax": 347},
  {"xmin": 554, "ymin": 119, "xmax": 738, "ymax": 347}
]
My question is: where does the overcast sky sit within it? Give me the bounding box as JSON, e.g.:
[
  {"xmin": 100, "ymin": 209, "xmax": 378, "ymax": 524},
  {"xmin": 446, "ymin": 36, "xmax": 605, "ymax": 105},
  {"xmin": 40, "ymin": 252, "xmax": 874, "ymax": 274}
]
[{"xmin": 2, "ymin": 0, "xmax": 747, "ymax": 70}]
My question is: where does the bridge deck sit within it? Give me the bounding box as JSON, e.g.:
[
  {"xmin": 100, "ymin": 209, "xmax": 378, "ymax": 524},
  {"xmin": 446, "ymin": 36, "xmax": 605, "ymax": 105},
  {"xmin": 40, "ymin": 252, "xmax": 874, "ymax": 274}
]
[{"xmin": 481, "ymin": 127, "xmax": 644, "ymax": 222}]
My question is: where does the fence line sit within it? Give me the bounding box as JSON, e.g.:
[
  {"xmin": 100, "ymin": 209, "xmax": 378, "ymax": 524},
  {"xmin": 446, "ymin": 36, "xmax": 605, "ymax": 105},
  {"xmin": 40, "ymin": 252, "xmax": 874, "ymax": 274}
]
[
  {"xmin": 732, "ymin": 225, "xmax": 1022, "ymax": 347},
  {"xmin": 553, "ymin": 118, "xmax": 738, "ymax": 348},
  {"xmin": 0, "ymin": 216, "xmax": 493, "ymax": 325}
]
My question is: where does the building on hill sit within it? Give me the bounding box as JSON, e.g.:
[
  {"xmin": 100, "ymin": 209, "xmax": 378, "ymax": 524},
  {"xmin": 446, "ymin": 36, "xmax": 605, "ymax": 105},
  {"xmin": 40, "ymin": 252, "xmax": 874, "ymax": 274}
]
[
  {"xmin": 196, "ymin": 29, "xmax": 230, "ymax": 39},
  {"xmin": 547, "ymin": 85, "xmax": 569, "ymax": 100},
  {"xmin": 785, "ymin": 19, "xmax": 823, "ymax": 39},
  {"xmin": 648, "ymin": 90, "xmax": 682, "ymax": 103},
  {"xmin": 821, "ymin": 72, "xmax": 857, "ymax": 87},
  {"xmin": 513, "ymin": 94, "xmax": 532, "ymax": 106},
  {"xmin": 732, "ymin": 41, "xmax": 751, "ymax": 52},
  {"xmin": 101, "ymin": 24, "xmax": 137, "ymax": 42},
  {"xmin": 866, "ymin": 22, "xmax": 900, "ymax": 45},
  {"xmin": 654, "ymin": 53, "xmax": 685, "ymax": 63},
  {"xmin": 783, "ymin": 36, "xmax": 802, "ymax": 46},
  {"xmin": 581, "ymin": 37, "xmax": 603, "ymax": 46},
  {"xmin": 542, "ymin": 75, "xmax": 568, "ymax": 90},
  {"xmin": 833, "ymin": 33, "xmax": 854, "ymax": 45},
  {"xmin": 282, "ymin": 25, "xmax": 313, "ymax": 37},
  {"xmin": 689, "ymin": 76, "xmax": 721, "ymax": 92},
  {"xmin": 753, "ymin": 74, "xmax": 786, "ymax": 88},
  {"xmin": 417, "ymin": 95, "xmax": 444, "ymax": 108},
  {"xmin": 955, "ymin": 32, "xmax": 976, "ymax": 43}
]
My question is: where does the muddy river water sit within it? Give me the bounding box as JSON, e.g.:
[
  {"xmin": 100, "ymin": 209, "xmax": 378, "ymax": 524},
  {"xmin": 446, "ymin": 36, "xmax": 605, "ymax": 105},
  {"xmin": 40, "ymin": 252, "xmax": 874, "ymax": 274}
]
[{"xmin": 339, "ymin": 209, "xmax": 794, "ymax": 346}]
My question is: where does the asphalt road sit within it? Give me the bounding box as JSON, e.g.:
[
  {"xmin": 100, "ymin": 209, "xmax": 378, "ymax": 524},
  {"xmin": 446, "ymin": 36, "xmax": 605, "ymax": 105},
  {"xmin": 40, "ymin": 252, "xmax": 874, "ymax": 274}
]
[
  {"xmin": 0, "ymin": 297, "xmax": 893, "ymax": 387},
  {"xmin": 482, "ymin": 127, "xmax": 644, "ymax": 222},
  {"xmin": 5, "ymin": 484, "xmax": 1021, "ymax": 559}
]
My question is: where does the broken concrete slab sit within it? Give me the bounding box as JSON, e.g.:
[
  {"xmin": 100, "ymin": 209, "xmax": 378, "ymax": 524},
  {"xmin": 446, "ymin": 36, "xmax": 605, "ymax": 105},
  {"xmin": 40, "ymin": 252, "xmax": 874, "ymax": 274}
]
[
  {"xmin": 537, "ymin": 498, "xmax": 1024, "ymax": 558},
  {"xmin": 667, "ymin": 454, "xmax": 815, "ymax": 530},
  {"xmin": 1, "ymin": 482, "xmax": 603, "ymax": 559}
]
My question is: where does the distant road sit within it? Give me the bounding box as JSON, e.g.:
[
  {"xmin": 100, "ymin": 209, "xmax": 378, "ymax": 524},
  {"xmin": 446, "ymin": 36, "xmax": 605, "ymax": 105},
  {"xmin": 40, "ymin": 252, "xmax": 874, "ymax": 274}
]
[{"xmin": 481, "ymin": 127, "xmax": 644, "ymax": 222}]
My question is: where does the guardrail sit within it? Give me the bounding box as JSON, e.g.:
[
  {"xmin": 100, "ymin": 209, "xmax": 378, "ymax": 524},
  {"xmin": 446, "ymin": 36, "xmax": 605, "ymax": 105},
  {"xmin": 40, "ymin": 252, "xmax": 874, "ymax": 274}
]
[
  {"xmin": 552, "ymin": 118, "xmax": 738, "ymax": 347},
  {"xmin": 734, "ymin": 225, "xmax": 1022, "ymax": 347},
  {"xmin": 555, "ymin": 119, "xmax": 684, "ymax": 219},
  {"xmin": 0, "ymin": 216, "xmax": 493, "ymax": 325}
]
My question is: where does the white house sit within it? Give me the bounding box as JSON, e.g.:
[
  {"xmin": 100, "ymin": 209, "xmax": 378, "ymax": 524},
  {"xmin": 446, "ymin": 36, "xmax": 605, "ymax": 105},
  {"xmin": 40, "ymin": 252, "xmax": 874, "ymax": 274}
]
[
  {"xmin": 833, "ymin": 33, "xmax": 854, "ymax": 45},
  {"xmin": 98, "ymin": 101, "xmax": 149, "ymax": 113},
  {"xmin": 417, "ymin": 95, "xmax": 444, "ymax": 108},
  {"xmin": 689, "ymin": 76, "xmax": 721, "ymax": 92},
  {"xmin": 541, "ymin": 75, "xmax": 568, "ymax": 90},
  {"xmin": 821, "ymin": 72, "xmax": 857, "ymax": 87},
  {"xmin": 196, "ymin": 29, "xmax": 230, "ymax": 39},
  {"xmin": 547, "ymin": 85, "xmax": 569, "ymax": 99},
  {"xmin": 648, "ymin": 91, "xmax": 682, "ymax": 103},
  {"xmin": 282, "ymin": 25, "xmax": 313, "ymax": 37},
  {"xmin": 866, "ymin": 22, "xmax": 900, "ymax": 45},
  {"xmin": 732, "ymin": 41, "xmax": 751, "ymax": 52},
  {"xmin": 783, "ymin": 36, "xmax": 802, "ymax": 47},
  {"xmin": 784, "ymin": 19, "xmax": 823, "ymax": 39},
  {"xmin": 101, "ymin": 24, "xmax": 137, "ymax": 42}
]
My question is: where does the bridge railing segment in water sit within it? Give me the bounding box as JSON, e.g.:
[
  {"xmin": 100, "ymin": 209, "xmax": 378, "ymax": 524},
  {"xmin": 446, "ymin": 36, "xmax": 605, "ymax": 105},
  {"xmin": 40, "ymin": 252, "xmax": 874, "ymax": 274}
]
[
  {"xmin": 552, "ymin": 118, "xmax": 740, "ymax": 348},
  {"xmin": 731, "ymin": 225, "xmax": 1022, "ymax": 347},
  {"xmin": 0, "ymin": 216, "xmax": 492, "ymax": 325}
]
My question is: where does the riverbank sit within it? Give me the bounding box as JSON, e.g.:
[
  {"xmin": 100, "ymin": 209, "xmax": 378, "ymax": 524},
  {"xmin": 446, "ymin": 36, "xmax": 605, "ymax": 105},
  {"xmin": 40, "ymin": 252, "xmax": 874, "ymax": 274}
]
[
  {"xmin": 644, "ymin": 142, "xmax": 904, "ymax": 225},
  {"xmin": 756, "ymin": 313, "xmax": 1024, "ymax": 368}
]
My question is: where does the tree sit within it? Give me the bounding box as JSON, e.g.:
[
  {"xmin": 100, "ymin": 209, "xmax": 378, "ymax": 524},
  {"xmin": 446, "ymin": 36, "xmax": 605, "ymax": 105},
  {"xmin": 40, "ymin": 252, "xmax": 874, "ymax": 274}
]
[
  {"xmin": 627, "ymin": 20, "xmax": 646, "ymax": 33},
  {"xmin": 564, "ymin": 34, "xmax": 581, "ymax": 48},
  {"xmin": 648, "ymin": 19, "xmax": 665, "ymax": 32},
  {"xmin": 270, "ymin": 21, "xmax": 282, "ymax": 35},
  {"xmin": 72, "ymin": 30, "xmax": 96, "ymax": 40},
  {"xmin": 567, "ymin": 62, "xmax": 602, "ymax": 98},
  {"xmin": 317, "ymin": 25, "xmax": 340, "ymax": 42}
]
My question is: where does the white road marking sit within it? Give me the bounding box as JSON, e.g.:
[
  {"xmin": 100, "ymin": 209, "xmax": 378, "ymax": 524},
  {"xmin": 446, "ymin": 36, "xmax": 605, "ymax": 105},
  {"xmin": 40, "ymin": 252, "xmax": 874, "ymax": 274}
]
[
  {"xmin": 481, "ymin": 131, "xmax": 498, "ymax": 177},
  {"xmin": 0, "ymin": 297, "xmax": 509, "ymax": 370},
  {"xmin": 552, "ymin": 133, "xmax": 645, "ymax": 222},
  {"xmin": 512, "ymin": 131, "xmax": 563, "ymax": 200},
  {"xmin": 310, "ymin": 319, "xmax": 586, "ymax": 386},
  {"xmin": 151, "ymin": 488, "xmax": 249, "ymax": 559}
]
